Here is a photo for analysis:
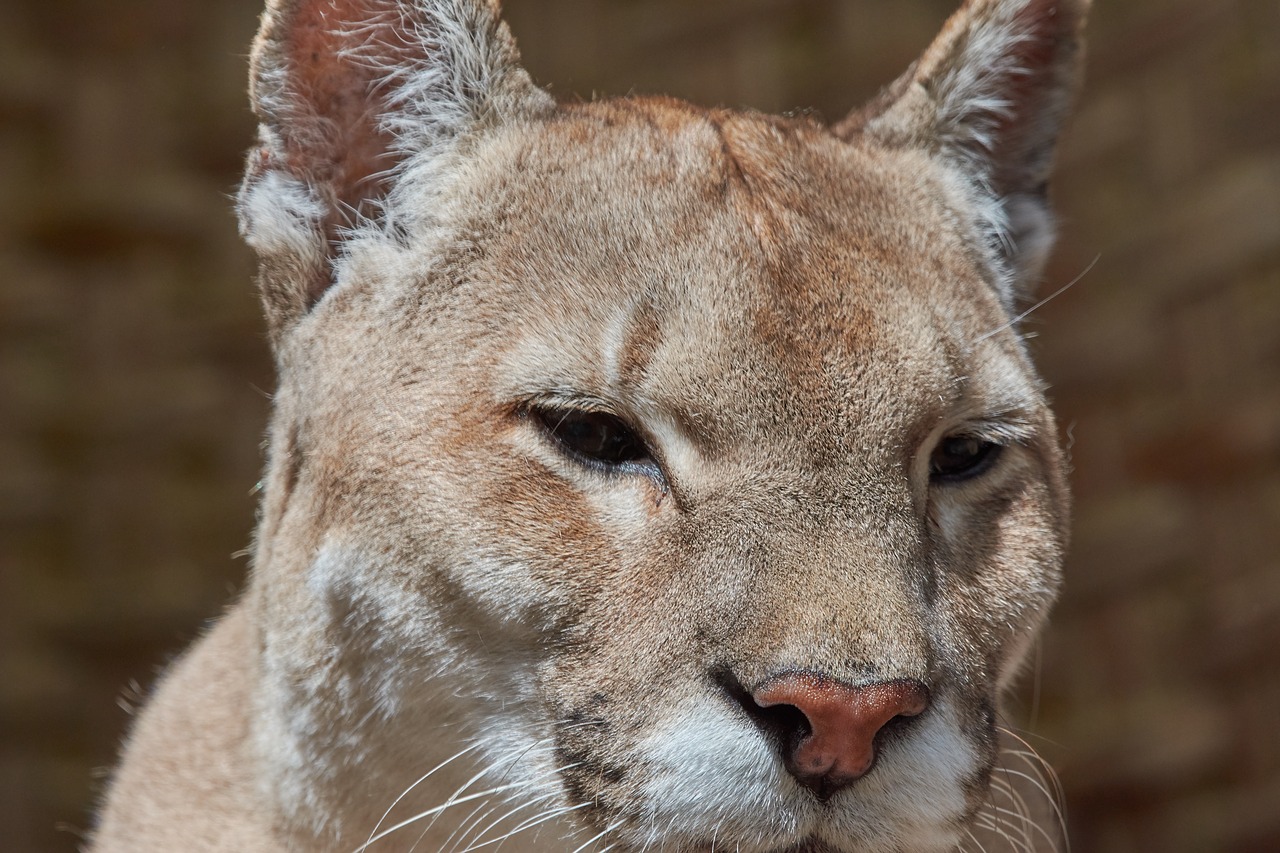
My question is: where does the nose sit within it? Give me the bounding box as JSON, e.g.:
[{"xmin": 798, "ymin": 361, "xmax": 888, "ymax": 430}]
[{"xmin": 750, "ymin": 673, "xmax": 930, "ymax": 798}]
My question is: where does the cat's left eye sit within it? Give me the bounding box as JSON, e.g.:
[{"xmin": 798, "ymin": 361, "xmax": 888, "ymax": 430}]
[
  {"xmin": 929, "ymin": 435, "xmax": 1003, "ymax": 483},
  {"xmin": 532, "ymin": 407, "xmax": 654, "ymax": 471}
]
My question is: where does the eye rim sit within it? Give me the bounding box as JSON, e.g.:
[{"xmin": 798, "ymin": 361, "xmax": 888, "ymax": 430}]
[
  {"xmin": 928, "ymin": 433, "xmax": 1005, "ymax": 483},
  {"xmin": 527, "ymin": 403, "xmax": 663, "ymax": 478}
]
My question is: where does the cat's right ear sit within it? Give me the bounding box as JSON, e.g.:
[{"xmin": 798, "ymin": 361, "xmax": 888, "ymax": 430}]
[{"xmin": 237, "ymin": 0, "xmax": 552, "ymax": 341}]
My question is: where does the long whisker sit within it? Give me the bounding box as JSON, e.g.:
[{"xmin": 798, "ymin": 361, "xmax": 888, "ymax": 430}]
[
  {"xmin": 986, "ymin": 776, "xmax": 1036, "ymax": 850},
  {"xmin": 994, "ymin": 766, "xmax": 1067, "ymax": 836},
  {"xmin": 352, "ymin": 780, "xmax": 544, "ymax": 852},
  {"xmin": 995, "ymin": 727, "xmax": 1070, "ymax": 851},
  {"xmin": 971, "ymin": 806, "xmax": 1026, "ymax": 852},
  {"xmin": 998, "ymin": 728, "xmax": 1068, "ymax": 810},
  {"xmin": 960, "ymin": 825, "xmax": 991, "ymax": 853},
  {"xmin": 438, "ymin": 799, "xmax": 505, "ymax": 853},
  {"xmin": 976, "ymin": 254, "xmax": 1100, "ymax": 343},
  {"xmin": 986, "ymin": 795, "xmax": 1059, "ymax": 852},
  {"xmin": 569, "ymin": 818, "xmax": 625, "ymax": 853},
  {"xmin": 452, "ymin": 790, "xmax": 558, "ymax": 853},
  {"xmin": 360, "ymin": 741, "xmax": 486, "ymax": 852},
  {"xmin": 458, "ymin": 802, "xmax": 590, "ymax": 852}
]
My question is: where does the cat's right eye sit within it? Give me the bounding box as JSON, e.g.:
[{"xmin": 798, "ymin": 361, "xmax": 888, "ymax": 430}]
[{"xmin": 531, "ymin": 406, "xmax": 656, "ymax": 473}]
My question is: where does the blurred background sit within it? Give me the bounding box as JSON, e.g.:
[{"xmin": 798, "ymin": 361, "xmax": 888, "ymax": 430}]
[{"xmin": 2, "ymin": 0, "xmax": 1277, "ymax": 850}]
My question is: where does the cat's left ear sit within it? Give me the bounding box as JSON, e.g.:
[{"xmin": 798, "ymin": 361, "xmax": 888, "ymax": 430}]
[{"xmin": 838, "ymin": 0, "xmax": 1090, "ymax": 303}]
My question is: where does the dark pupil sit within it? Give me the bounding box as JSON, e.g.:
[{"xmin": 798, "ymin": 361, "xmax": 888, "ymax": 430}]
[
  {"xmin": 930, "ymin": 436, "xmax": 996, "ymax": 479},
  {"xmin": 544, "ymin": 410, "xmax": 648, "ymax": 466}
]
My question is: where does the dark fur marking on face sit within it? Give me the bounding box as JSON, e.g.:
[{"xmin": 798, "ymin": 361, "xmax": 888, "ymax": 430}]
[{"xmin": 556, "ymin": 741, "xmax": 631, "ymax": 797}]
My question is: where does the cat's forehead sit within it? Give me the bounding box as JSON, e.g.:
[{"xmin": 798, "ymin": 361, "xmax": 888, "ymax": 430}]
[
  {"xmin": 465, "ymin": 97, "xmax": 997, "ymax": 330},
  {"xmin": 445, "ymin": 100, "xmax": 1034, "ymax": 451},
  {"xmin": 494, "ymin": 98, "xmax": 967, "ymax": 248}
]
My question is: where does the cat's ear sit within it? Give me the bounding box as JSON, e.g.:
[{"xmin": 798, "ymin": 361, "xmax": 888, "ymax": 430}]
[
  {"xmin": 837, "ymin": 0, "xmax": 1090, "ymax": 304},
  {"xmin": 237, "ymin": 0, "xmax": 552, "ymax": 339}
]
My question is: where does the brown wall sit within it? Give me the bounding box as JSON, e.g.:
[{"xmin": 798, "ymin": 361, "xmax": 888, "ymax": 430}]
[{"xmin": 2, "ymin": 1, "xmax": 1277, "ymax": 851}]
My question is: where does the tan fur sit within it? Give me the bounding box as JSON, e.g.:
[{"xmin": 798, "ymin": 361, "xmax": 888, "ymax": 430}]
[{"xmin": 93, "ymin": 1, "xmax": 1088, "ymax": 851}]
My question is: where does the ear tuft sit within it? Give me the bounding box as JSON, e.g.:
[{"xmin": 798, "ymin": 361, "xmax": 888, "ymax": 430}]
[
  {"xmin": 238, "ymin": 0, "xmax": 551, "ymax": 341},
  {"xmin": 838, "ymin": 0, "xmax": 1090, "ymax": 305}
]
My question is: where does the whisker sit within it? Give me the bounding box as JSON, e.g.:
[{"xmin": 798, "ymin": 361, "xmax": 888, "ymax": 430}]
[
  {"xmin": 458, "ymin": 802, "xmax": 590, "ymax": 852},
  {"xmin": 994, "ymin": 766, "xmax": 1067, "ymax": 833},
  {"xmin": 976, "ymin": 254, "xmax": 1100, "ymax": 343},
  {"xmin": 492, "ymin": 736, "xmax": 560, "ymax": 785},
  {"xmin": 987, "ymin": 776, "xmax": 1036, "ymax": 851},
  {"xmin": 437, "ymin": 798, "xmax": 504, "ymax": 853},
  {"xmin": 971, "ymin": 809, "xmax": 1024, "ymax": 852},
  {"xmin": 960, "ymin": 825, "xmax": 991, "ymax": 853},
  {"xmin": 360, "ymin": 741, "xmax": 487, "ymax": 852},
  {"xmin": 453, "ymin": 791, "xmax": 558, "ymax": 853},
  {"xmin": 987, "ymin": 799, "xmax": 1058, "ymax": 852},
  {"xmin": 569, "ymin": 818, "xmax": 625, "ymax": 853},
  {"xmin": 995, "ymin": 727, "xmax": 1070, "ymax": 851},
  {"xmin": 998, "ymin": 733, "xmax": 1068, "ymax": 812},
  {"xmin": 371, "ymin": 737, "xmax": 570, "ymax": 850},
  {"xmin": 352, "ymin": 780, "xmax": 546, "ymax": 852}
]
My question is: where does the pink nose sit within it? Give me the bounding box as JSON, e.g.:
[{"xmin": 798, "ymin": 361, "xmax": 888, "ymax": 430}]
[{"xmin": 752, "ymin": 673, "xmax": 929, "ymax": 796}]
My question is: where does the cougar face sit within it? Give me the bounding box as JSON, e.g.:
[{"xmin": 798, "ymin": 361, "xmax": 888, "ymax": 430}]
[{"xmin": 94, "ymin": 2, "xmax": 1087, "ymax": 851}]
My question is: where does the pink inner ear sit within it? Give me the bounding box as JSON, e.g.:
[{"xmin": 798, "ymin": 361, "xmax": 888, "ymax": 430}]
[{"xmin": 278, "ymin": 0, "xmax": 400, "ymax": 245}]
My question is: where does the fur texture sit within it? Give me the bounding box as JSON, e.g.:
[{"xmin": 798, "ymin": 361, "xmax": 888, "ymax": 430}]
[{"xmin": 93, "ymin": 1, "xmax": 1089, "ymax": 851}]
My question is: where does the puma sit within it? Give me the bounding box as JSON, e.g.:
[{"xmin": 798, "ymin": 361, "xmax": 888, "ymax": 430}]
[{"xmin": 92, "ymin": 0, "xmax": 1088, "ymax": 850}]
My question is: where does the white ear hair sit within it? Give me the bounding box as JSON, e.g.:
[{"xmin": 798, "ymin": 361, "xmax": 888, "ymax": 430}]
[
  {"xmin": 237, "ymin": 0, "xmax": 552, "ymax": 339},
  {"xmin": 839, "ymin": 0, "xmax": 1090, "ymax": 307},
  {"xmin": 333, "ymin": 1, "xmax": 549, "ymax": 156}
]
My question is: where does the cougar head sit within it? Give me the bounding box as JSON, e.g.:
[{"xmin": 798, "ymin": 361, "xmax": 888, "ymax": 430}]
[{"xmin": 237, "ymin": 1, "xmax": 1086, "ymax": 850}]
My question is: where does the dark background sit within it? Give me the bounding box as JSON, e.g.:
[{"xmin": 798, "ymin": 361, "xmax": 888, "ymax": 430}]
[{"xmin": 3, "ymin": 1, "xmax": 1278, "ymax": 850}]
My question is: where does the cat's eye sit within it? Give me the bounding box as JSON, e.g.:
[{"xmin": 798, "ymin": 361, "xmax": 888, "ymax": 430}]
[
  {"xmin": 532, "ymin": 407, "xmax": 654, "ymax": 471},
  {"xmin": 929, "ymin": 435, "xmax": 1003, "ymax": 482}
]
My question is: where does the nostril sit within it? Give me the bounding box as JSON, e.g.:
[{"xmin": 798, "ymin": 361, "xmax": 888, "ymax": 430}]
[
  {"xmin": 877, "ymin": 708, "xmax": 922, "ymax": 739},
  {"xmin": 714, "ymin": 669, "xmax": 811, "ymax": 749},
  {"xmin": 754, "ymin": 699, "xmax": 811, "ymax": 745},
  {"xmin": 715, "ymin": 669, "xmax": 823, "ymax": 775}
]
